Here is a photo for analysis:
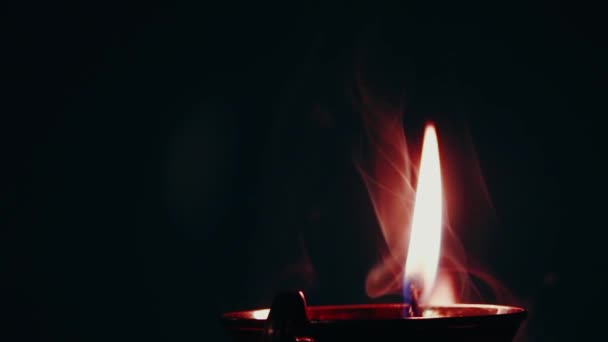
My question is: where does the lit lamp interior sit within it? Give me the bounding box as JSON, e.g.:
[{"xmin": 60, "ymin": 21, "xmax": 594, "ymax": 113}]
[{"xmin": 222, "ymin": 123, "xmax": 526, "ymax": 342}]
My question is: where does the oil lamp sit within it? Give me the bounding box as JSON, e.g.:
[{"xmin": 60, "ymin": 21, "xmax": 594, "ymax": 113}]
[{"xmin": 222, "ymin": 124, "xmax": 527, "ymax": 341}]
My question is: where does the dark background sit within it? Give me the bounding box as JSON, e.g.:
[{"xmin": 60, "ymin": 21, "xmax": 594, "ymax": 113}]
[{"xmin": 2, "ymin": 1, "xmax": 605, "ymax": 341}]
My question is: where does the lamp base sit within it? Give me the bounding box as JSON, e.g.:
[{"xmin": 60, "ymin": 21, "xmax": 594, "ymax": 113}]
[{"xmin": 221, "ymin": 291, "xmax": 527, "ymax": 342}]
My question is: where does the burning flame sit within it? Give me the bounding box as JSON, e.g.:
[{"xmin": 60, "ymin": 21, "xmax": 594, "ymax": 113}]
[
  {"xmin": 403, "ymin": 124, "xmax": 443, "ymax": 303},
  {"xmin": 356, "ymin": 113, "xmax": 456, "ymax": 304},
  {"xmin": 352, "ymin": 67, "xmax": 457, "ymax": 304},
  {"xmin": 351, "ymin": 57, "xmax": 511, "ymax": 308}
]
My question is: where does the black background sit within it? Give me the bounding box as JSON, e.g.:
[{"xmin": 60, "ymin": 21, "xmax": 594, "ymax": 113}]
[{"xmin": 2, "ymin": 1, "xmax": 606, "ymax": 341}]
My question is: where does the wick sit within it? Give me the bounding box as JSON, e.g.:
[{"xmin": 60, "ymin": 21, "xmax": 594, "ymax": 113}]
[{"xmin": 407, "ymin": 283, "xmax": 422, "ymax": 317}]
